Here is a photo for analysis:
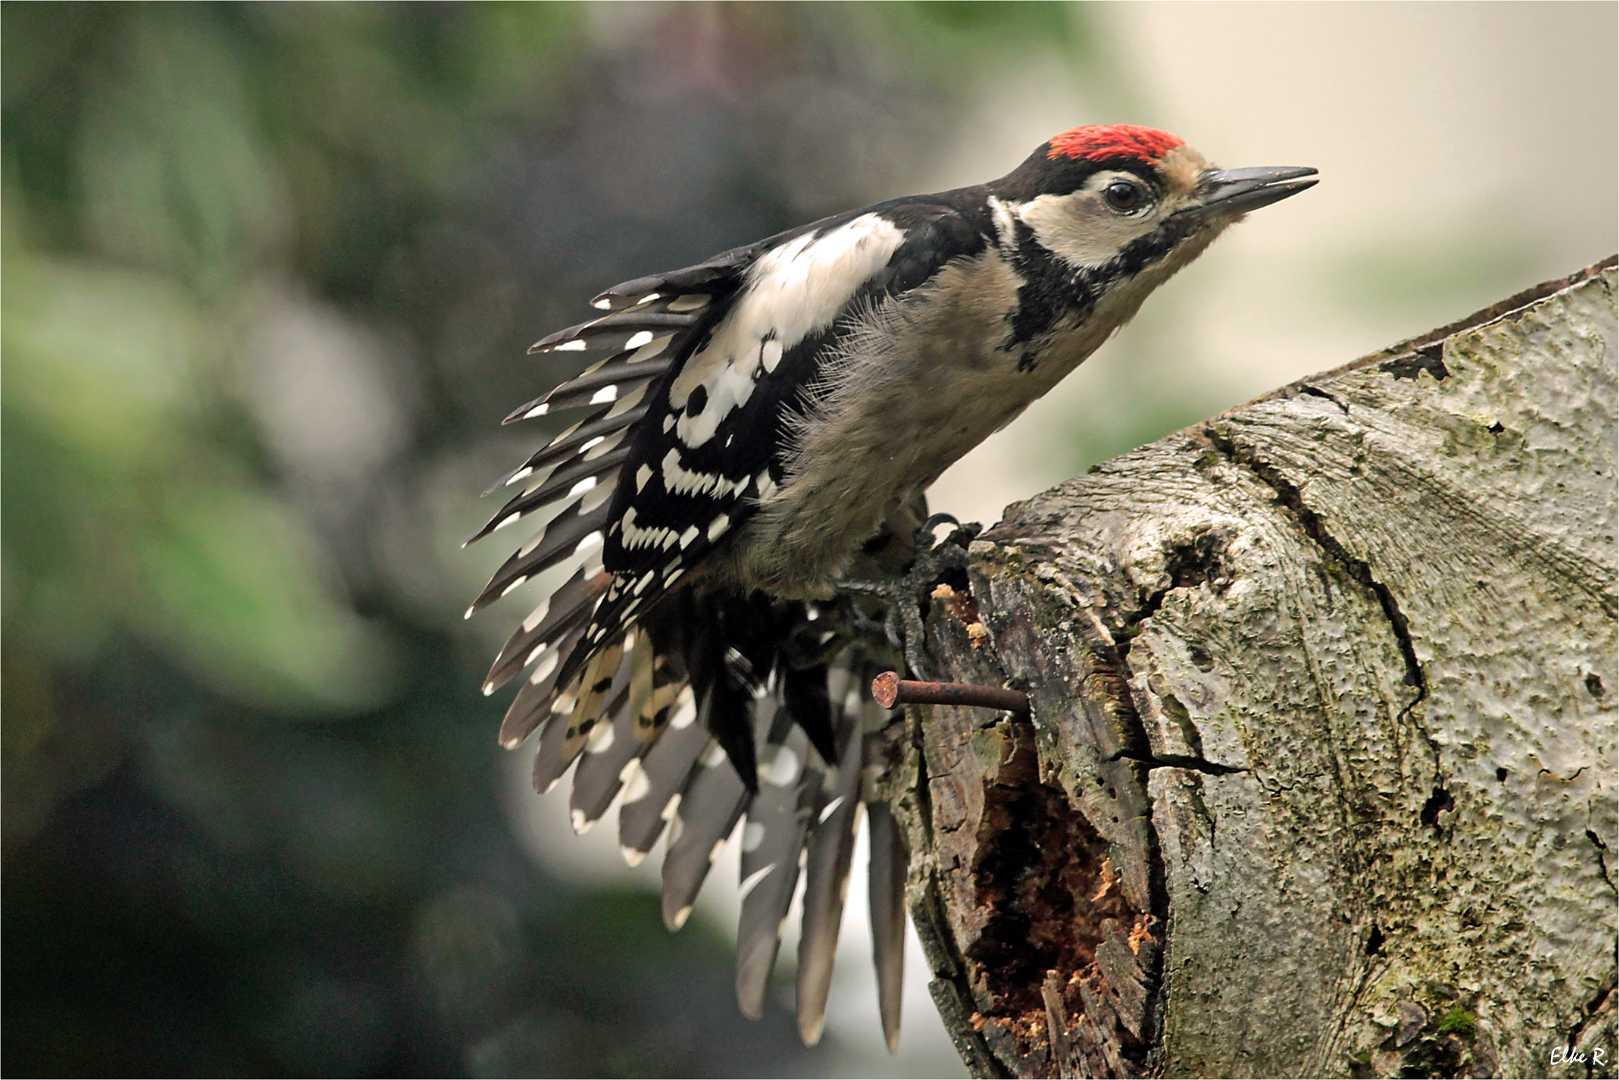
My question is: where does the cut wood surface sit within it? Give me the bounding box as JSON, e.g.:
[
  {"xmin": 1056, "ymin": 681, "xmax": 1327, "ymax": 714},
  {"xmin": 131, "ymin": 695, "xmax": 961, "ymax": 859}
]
[{"xmin": 883, "ymin": 260, "xmax": 1617, "ymax": 1079}]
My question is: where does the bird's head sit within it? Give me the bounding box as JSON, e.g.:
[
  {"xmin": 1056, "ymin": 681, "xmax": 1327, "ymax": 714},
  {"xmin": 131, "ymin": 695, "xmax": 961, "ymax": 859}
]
[{"xmin": 990, "ymin": 124, "xmax": 1317, "ymax": 279}]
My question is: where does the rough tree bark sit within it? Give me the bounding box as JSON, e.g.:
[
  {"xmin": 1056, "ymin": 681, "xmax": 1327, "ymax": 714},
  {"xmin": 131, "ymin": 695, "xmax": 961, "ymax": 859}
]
[{"xmin": 876, "ymin": 260, "xmax": 1618, "ymax": 1079}]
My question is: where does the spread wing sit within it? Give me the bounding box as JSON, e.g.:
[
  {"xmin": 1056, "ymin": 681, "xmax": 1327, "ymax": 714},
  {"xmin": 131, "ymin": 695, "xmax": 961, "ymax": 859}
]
[
  {"xmin": 468, "ymin": 196, "xmax": 986, "ymax": 751},
  {"xmin": 467, "ymin": 199, "xmax": 988, "ymax": 1044},
  {"xmin": 561, "ymin": 199, "xmax": 990, "ymax": 685}
]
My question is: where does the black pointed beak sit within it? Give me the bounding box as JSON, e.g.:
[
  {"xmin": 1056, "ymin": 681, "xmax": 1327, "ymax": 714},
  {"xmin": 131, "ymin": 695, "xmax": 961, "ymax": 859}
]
[{"xmin": 1190, "ymin": 166, "xmax": 1318, "ymax": 218}]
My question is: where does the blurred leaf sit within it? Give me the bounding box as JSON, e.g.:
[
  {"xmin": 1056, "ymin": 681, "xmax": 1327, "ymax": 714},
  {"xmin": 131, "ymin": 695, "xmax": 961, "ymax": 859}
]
[
  {"xmin": 2, "ymin": 253, "xmax": 203, "ymax": 465},
  {"xmin": 135, "ymin": 487, "xmax": 400, "ymax": 716},
  {"xmin": 77, "ymin": 8, "xmax": 291, "ymax": 292}
]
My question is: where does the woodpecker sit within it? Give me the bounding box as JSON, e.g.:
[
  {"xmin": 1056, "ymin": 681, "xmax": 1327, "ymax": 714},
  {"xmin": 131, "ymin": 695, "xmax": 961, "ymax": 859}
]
[{"xmin": 467, "ymin": 124, "xmax": 1315, "ymax": 1048}]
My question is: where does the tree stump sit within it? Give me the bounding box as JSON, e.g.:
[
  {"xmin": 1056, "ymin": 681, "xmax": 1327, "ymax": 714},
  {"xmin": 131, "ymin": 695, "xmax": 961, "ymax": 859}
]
[{"xmin": 883, "ymin": 260, "xmax": 1617, "ymax": 1078}]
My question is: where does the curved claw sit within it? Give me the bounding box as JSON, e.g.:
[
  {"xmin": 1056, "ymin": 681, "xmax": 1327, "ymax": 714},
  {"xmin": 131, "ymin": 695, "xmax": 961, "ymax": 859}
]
[{"xmin": 917, "ymin": 512, "xmax": 960, "ymax": 545}]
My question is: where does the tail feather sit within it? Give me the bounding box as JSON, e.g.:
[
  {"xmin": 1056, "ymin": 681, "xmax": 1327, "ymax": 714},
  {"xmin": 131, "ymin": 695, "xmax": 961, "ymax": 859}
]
[
  {"xmin": 868, "ymin": 797, "xmax": 909, "ymax": 1054},
  {"xmin": 569, "ymin": 703, "xmax": 654, "ymax": 835},
  {"xmin": 707, "ymin": 661, "xmax": 761, "ymax": 795},
  {"xmin": 783, "ymin": 662, "xmax": 838, "ymax": 767},
  {"xmin": 795, "ymin": 665, "xmax": 866, "ymax": 1044},
  {"xmin": 735, "ymin": 717, "xmax": 821, "ymax": 1019},
  {"xmin": 660, "ymin": 685, "xmax": 765, "ymax": 930},
  {"xmin": 617, "ymin": 687, "xmax": 706, "ymax": 862}
]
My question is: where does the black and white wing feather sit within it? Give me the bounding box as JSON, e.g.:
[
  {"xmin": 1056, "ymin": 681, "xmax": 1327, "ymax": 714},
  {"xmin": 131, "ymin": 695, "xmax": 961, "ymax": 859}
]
[
  {"xmin": 469, "ymin": 194, "xmax": 990, "ymax": 1045},
  {"xmin": 565, "ymin": 199, "xmax": 990, "ymax": 690}
]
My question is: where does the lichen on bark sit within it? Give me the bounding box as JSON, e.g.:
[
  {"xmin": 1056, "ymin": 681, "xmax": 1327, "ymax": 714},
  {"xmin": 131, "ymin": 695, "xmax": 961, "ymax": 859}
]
[{"xmin": 887, "ymin": 260, "xmax": 1618, "ymax": 1079}]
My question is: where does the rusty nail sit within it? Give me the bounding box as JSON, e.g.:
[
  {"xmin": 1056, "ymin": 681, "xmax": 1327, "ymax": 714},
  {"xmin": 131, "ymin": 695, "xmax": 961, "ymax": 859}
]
[{"xmin": 871, "ymin": 671, "xmax": 1030, "ymax": 715}]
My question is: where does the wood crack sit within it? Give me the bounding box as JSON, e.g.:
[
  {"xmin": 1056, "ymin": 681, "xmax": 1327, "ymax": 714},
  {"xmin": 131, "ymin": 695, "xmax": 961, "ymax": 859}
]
[{"xmin": 1202, "ymin": 424, "xmax": 1432, "ymax": 735}]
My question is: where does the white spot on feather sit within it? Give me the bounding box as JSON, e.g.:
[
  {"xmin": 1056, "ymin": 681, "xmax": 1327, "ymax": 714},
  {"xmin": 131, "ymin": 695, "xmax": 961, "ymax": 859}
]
[
  {"xmin": 500, "ymin": 575, "xmax": 528, "ymax": 597},
  {"xmin": 662, "ymin": 448, "xmax": 724, "ymax": 497},
  {"xmin": 625, "ymin": 330, "xmax": 655, "ymax": 349},
  {"xmin": 582, "ymin": 431, "xmax": 624, "ymax": 460},
  {"xmin": 620, "ymin": 758, "xmax": 649, "ymax": 801},
  {"xmin": 679, "ymin": 525, "xmax": 700, "ymax": 548},
  {"xmin": 586, "ymin": 719, "xmax": 615, "ymax": 754},
  {"xmin": 574, "ymin": 530, "xmax": 603, "ymax": 555},
  {"xmin": 606, "ymin": 383, "xmax": 647, "ymax": 417},
  {"xmin": 621, "ymin": 507, "xmax": 672, "ymax": 551},
  {"xmin": 627, "ymin": 335, "xmax": 673, "ymax": 363},
  {"xmin": 568, "ymin": 476, "xmax": 598, "ymax": 498},
  {"xmin": 762, "ymin": 745, "xmax": 800, "ymax": 786},
  {"xmin": 635, "ymin": 464, "xmax": 653, "ymax": 491},
  {"xmin": 590, "ymin": 385, "xmax": 618, "ymax": 405},
  {"xmin": 742, "ymin": 821, "xmax": 767, "ymax": 852},
  {"xmin": 669, "ymin": 690, "xmax": 697, "ymax": 729},
  {"xmin": 524, "ymin": 403, "xmax": 549, "ymax": 418},
  {"xmin": 524, "ymin": 647, "xmax": 560, "ymax": 682},
  {"xmin": 738, "ymin": 864, "xmax": 774, "ymax": 901},
  {"xmin": 707, "ymin": 513, "xmax": 730, "ymax": 542},
  {"xmin": 554, "ymin": 339, "xmax": 587, "ymax": 352}
]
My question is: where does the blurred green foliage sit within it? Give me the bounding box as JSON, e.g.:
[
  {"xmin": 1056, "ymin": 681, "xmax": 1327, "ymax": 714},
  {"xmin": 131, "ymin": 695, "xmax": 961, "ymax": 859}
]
[{"xmin": 3, "ymin": 3, "xmax": 1101, "ymax": 1075}]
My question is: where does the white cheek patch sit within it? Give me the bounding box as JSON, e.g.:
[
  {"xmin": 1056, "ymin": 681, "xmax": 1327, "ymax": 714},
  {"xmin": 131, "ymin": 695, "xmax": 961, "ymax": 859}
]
[
  {"xmin": 1015, "ymin": 191, "xmax": 1157, "ymax": 270},
  {"xmin": 668, "ymin": 213, "xmax": 906, "ymax": 448}
]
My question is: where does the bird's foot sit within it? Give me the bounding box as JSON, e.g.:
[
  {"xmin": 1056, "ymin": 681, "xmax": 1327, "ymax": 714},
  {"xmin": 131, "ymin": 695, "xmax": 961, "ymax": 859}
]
[{"xmin": 831, "ymin": 515, "xmax": 982, "ymax": 683}]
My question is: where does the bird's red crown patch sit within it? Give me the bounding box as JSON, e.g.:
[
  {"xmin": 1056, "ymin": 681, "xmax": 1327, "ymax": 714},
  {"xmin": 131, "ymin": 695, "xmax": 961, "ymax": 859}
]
[{"xmin": 1048, "ymin": 124, "xmax": 1184, "ymax": 164}]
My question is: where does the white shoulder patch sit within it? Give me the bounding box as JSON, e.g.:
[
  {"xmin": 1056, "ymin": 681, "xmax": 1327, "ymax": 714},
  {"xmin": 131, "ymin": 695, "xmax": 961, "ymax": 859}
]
[
  {"xmin": 667, "ymin": 213, "xmax": 907, "ymax": 448},
  {"xmin": 987, "ymin": 195, "xmax": 1018, "ymax": 248}
]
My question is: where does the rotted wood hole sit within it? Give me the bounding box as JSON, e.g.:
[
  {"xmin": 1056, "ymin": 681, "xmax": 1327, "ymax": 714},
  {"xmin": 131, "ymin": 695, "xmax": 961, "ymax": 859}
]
[{"xmin": 884, "ymin": 566, "xmax": 1167, "ymax": 1080}]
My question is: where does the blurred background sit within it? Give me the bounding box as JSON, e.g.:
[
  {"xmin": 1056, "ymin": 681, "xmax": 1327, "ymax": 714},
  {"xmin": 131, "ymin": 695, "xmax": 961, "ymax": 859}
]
[{"xmin": 3, "ymin": 3, "xmax": 1613, "ymax": 1076}]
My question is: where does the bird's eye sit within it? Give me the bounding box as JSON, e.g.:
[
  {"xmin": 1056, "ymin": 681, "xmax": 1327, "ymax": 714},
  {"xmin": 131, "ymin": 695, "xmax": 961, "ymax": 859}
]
[{"xmin": 1103, "ymin": 180, "xmax": 1144, "ymax": 213}]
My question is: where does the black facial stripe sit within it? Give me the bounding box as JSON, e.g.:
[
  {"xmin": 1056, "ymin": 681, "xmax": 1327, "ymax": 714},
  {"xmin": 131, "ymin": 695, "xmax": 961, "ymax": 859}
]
[
  {"xmin": 1005, "ymin": 218, "xmax": 1089, "ymax": 357},
  {"xmin": 1003, "ymin": 210, "xmax": 1203, "ymax": 367}
]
